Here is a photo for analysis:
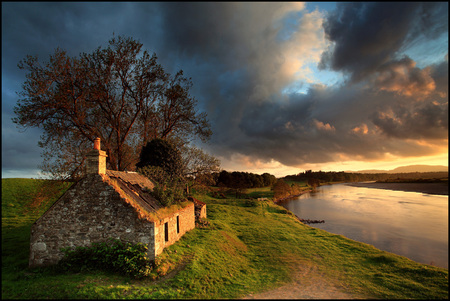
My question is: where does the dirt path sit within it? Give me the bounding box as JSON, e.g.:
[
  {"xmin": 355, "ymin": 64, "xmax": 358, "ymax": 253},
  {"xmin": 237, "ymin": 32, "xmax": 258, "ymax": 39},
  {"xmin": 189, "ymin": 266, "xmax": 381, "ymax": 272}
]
[{"xmin": 243, "ymin": 262, "xmax": 369, "ymax": 299}]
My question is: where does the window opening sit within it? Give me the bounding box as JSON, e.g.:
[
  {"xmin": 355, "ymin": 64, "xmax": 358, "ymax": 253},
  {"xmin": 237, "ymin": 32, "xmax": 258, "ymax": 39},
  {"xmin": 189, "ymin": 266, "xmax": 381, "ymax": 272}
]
[
  {"xmin": 177, "ymin": 216, "xmax": 180, "ymax": 234},
  {"xmin": 164, "ymin": 222, "xmax": 169, "ymax": 242}
]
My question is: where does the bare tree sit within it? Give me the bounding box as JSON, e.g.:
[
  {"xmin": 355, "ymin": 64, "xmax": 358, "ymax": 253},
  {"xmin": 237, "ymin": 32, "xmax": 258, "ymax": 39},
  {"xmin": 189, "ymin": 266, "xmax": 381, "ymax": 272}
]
[
  {"xmin": 181, "ymin": 145, "xmax": 221, "ymax": 179},
  {"xmin": 13, "ymin": 35, "xmax": 211, "ymax": 179}
]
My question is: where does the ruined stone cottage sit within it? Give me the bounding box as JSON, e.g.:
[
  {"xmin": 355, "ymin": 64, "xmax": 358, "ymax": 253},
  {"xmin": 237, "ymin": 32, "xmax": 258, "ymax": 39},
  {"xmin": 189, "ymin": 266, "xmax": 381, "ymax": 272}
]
[
  {"xmin": 188, "ymin": 196, "xmax": 207, "ymax": 220},
  {"xmin": 29, "ymin": 138, "xmax": 200, "ymax": 267}
]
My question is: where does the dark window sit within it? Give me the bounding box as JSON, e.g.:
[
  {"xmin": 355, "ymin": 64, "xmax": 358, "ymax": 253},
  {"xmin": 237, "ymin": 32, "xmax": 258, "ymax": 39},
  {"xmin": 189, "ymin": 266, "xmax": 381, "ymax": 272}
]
[
  {"xmin": 177, "ymin": 216, "xmax": 180, "ymax": 234},
  {"xmin": 164, "ymin": 222, "xmax": 169, "ymax": 242}
]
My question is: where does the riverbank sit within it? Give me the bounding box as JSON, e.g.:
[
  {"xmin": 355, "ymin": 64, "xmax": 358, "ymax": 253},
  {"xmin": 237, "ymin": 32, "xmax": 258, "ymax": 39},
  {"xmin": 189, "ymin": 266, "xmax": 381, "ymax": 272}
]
[
  {"xmin": 273, "ymin": 189, "xmax": 313, "ymax": 203},
  {"xmin": 346, "ymin": 181, "xmax": 448, "ymax": 196}
]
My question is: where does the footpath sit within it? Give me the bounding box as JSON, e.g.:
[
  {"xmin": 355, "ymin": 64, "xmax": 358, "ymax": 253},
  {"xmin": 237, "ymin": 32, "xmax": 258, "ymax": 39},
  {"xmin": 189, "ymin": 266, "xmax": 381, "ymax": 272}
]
[{"xmin": 243, "ymin": 261, "xmax": 368, "ymax": 299}]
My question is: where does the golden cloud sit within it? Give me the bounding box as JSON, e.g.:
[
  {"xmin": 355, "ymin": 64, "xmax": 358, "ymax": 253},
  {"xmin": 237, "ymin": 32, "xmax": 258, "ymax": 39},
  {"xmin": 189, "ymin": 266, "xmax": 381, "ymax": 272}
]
[{"xmin": 313, "ymin": 119, "xmax": 336, "ymax": 131}]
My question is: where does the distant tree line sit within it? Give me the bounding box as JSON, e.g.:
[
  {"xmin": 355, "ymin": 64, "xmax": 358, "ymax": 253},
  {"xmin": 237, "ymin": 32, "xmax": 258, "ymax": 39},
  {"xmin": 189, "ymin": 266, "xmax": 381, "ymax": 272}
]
[
  {"xmin": 283, "ymin": 170, "xmax": 448, "ymax": 184},
  {"xmin": 216, "ymin": 171, "xmax": 277, "ymax": 189}
]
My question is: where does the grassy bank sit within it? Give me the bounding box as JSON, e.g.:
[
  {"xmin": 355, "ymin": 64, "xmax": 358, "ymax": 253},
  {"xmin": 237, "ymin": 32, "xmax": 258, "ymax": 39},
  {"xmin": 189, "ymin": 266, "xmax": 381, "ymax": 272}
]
[{"xmin": 2, "ymin": 178, "xmax": 448, "ymax": 299}]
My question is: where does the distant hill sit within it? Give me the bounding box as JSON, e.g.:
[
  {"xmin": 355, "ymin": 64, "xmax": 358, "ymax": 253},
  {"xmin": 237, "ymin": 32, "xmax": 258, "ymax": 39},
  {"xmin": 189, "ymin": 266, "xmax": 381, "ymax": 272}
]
[{"xmin": 354, "ymin": 165, "xmax": 448, "ymax": 174}]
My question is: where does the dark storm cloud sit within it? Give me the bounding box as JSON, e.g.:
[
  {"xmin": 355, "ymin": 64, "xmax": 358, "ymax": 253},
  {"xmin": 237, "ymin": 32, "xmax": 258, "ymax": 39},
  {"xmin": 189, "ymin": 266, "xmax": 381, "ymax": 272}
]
[
  {"xmin": 158, "ymin": 3, "xmax": 238, "ymax": 60},
  {"xmin": 371, "ymin": 101, "xmax": 448, "ymax": 140},
  {"xmin": 2, "ymin": 2, "xmax": 163, "ymax": 177},
  {"xmin": 431, "ymin": 57, "xmax": 449, "ymax": 97},
  {"xmin": 233, "ymin": 82, "xmax": 447, "ymax": 167},
  {"xmin": 153, "ymin": 2, "xmax": 325, "ymax": 163},
  {"xmin": 369, "ymin": 61, "xmax": 449, "ymax": 141},
  {"xmin": 151, "ymin": 2, "xmax": 447, "ymax": 169},
  {"xmin": 319, "ymin": 2, "xmax": 448, "ymax": 82},
  {"xmin": 2, "ymin": 2, "xmax": 448, "ymax": 177}
]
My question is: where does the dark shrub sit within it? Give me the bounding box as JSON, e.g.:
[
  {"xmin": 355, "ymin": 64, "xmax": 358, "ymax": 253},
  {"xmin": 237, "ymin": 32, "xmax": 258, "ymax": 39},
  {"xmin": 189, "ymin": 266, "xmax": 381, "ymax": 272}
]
[{"xmin": 58, "ymin": 239, "xmax": 153, "ymax": 278}]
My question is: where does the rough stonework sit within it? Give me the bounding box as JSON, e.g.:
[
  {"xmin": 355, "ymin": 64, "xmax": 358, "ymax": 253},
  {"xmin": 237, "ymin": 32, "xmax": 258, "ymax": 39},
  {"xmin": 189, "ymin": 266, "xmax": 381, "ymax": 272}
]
[
  {"xmin": 29, "ymin": 138, "xmax": 198, "ymax": 268},
  {"xmin": 153, "ymin": 204, "xmax": 195, "ymax": 256},
  {"xmin": 188, "ymin": 196, "xmax": 207, "ymax": 220}
]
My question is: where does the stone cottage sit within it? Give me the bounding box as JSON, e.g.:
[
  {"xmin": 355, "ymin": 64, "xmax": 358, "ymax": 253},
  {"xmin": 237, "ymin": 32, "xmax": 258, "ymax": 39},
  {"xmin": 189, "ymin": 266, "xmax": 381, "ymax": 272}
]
[{"xmin": 29, "ymin": 138, "xmax": 197, "ymax": 268}]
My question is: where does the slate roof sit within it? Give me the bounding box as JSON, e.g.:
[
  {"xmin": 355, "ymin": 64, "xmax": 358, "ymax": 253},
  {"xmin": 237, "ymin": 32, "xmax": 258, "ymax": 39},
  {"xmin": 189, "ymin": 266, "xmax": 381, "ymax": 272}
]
[
  {"xmin": 106, "ymin": 170, "xmax": 163, "ymax": 214},
  {"xmin": 106, "ymin": 170, "xmax": 155, "ymax": 190}
]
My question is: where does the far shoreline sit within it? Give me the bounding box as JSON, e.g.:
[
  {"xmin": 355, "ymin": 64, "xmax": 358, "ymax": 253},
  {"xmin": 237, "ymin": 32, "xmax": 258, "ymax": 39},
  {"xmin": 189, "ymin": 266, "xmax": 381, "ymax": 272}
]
[{"xmin": 345, "ymin": 181, "xmax": 448, "ymax": 196}]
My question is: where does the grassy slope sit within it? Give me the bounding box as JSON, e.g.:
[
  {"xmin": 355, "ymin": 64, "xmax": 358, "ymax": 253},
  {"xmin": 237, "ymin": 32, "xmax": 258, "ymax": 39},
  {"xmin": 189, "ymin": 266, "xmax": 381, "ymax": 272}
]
[
  {"xmin": 2, "ymin": 179, "xmax": 72, "ymax": 273},
  {"xmin": 1, "ymin": 179, "xmax": 448, "ymax": 299}
]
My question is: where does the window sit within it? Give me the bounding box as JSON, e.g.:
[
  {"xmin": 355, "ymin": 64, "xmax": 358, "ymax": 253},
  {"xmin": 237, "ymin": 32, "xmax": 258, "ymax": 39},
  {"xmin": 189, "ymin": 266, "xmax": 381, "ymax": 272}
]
[
  {"xmin": 164, "ymin": 222, "xmax": 169, "ymax": 242},
  {"xmin": 176, "ymin": 216, "xmax": 180, "ymax": 234}
]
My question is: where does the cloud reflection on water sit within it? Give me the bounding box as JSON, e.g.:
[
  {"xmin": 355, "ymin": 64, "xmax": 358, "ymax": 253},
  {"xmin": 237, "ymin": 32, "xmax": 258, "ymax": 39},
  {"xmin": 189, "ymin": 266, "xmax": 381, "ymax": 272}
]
[{"xmin": 281, "ymin": 184, "xmax": 448, "ymax": 268}]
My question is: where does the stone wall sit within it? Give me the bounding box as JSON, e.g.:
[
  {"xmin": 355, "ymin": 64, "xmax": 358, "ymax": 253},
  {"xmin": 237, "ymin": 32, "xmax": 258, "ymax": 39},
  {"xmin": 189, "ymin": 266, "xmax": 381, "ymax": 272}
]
[
  {"xmin": 188, "ymin": 197, "xmax": 207, "ymax": 220},
  {"xmin": 154, "ymin": 203, "xmax": 195, "ymax": 257},
  {"xmin": 29, "ymin": 174, "xmax": 156, "ymax": 267},
  {"xmin": 197, "ymin": 205, "xmax": 207, "ymax": 220}
]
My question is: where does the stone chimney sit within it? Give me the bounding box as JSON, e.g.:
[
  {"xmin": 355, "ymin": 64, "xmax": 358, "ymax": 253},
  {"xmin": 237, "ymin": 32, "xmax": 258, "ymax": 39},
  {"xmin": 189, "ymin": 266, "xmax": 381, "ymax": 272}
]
[{"xmin": 86, "ymin": 137, "xmax": 107, "ymax": 175}]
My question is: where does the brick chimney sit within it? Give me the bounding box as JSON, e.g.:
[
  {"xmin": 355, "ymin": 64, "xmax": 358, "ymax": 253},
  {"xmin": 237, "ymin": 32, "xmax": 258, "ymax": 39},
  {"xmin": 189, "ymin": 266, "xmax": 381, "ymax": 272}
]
[{"xmin": 86, "ymin": 137, "xmax": 107, "ymax": 175}]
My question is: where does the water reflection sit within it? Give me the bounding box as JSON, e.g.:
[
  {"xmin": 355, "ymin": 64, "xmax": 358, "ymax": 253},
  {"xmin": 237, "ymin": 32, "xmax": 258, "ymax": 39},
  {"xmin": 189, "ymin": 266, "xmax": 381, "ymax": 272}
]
[{"xmin": 279, "ymin": 184, "xmax": 448, "ymax": 269}]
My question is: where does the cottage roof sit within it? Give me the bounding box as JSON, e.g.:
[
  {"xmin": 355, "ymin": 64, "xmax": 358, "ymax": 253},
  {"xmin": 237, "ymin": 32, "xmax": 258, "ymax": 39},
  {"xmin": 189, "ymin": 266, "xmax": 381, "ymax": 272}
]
[
  {"xmin": 188, "ymin": 196, "xmax": 206, "ymax": 207},
  {"xmin": 105, "ymin": 170, "xmax": 163, "ymax": 215},
  {"xmin": 106, "ymin": 170, "xmax": 155, "ymax": 190}
]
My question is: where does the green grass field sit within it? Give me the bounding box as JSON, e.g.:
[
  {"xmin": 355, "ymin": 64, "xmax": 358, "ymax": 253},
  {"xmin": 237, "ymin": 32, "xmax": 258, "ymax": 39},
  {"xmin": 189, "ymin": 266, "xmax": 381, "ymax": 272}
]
[{"xmin": 2, "ymin": 178, "xmax": 448, "ymax": 299}]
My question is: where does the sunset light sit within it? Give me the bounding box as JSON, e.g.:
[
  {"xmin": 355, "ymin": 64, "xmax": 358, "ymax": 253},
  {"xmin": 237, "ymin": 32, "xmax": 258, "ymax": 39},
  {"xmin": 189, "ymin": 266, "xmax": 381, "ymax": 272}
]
[
  {"xmin": 2, "ymin": 2, "xmax": 448, "ymax": 178},
  {"xmin": 1, "ymin": 3, "xmax": 448, "ymax": 298}
]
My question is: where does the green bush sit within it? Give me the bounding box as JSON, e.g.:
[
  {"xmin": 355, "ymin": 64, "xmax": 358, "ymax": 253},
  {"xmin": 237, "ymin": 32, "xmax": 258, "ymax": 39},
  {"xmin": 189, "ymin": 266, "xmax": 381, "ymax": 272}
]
[
  {"xmin": 137, "ymin": 165, "xmax": 170, "ymax": 185},
  {"xmin": 58, "ymin": 239, "xmax": 153, "ymax": 278},
  {"xmin": 136, "ymin": 138, "xmax": 184, "ymax": 180},
  {"xmin": 151, "ymin": 181, "xmax": 185, "ymax": 207},
  {"xmin": 138, "ymin": 165, "xmax": 186, "ymax": 207}
]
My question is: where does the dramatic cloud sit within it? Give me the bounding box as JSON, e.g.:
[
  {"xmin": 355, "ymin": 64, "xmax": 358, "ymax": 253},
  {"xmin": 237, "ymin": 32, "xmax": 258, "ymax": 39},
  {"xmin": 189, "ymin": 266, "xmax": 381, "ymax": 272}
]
[
  {"xmin": 2, "ymin": 2, "xmax": 448, "ymax": 177},
  {"xmin": 371, "ymin": 56, "xmax": 436, "ymax": 97},
  {"xmin": 319, "ymin": 2, "xmax": 448, "ymax": 82},
  {"xmin": 197, "ymin": 2, "xmax": 448, "ymax": 168}
]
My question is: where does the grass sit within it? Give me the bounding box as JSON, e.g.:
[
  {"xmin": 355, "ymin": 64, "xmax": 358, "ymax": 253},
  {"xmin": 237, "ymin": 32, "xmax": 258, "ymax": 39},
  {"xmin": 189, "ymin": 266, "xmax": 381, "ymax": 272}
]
[
  {"xmin": 2, "ymin": 178, "xmax": 448, "ymax": 299},
  {"xmin": 244, "ymin": 186, "xmax": 274, "ymax": 199}
]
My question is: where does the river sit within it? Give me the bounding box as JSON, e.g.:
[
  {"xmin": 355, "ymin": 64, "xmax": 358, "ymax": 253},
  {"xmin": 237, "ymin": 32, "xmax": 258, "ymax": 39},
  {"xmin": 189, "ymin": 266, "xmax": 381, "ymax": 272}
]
[{"xmin": 278, "ymin": 183, "xmax": 448, "ymax": 269}]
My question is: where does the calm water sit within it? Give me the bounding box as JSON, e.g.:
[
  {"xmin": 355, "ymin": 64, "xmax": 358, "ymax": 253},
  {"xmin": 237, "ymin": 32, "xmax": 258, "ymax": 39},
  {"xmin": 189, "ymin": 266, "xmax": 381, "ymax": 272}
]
[{"xmin": 279, "ymin": 184, "xmax": 448, "ymax": 269}]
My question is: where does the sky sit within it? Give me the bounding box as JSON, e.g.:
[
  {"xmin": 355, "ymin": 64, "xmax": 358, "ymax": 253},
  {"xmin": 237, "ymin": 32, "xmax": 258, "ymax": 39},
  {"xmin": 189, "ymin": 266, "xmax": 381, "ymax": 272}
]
[{"xmin": 2, "ymin": 2, "xmax": 448, "ymax": 178}]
